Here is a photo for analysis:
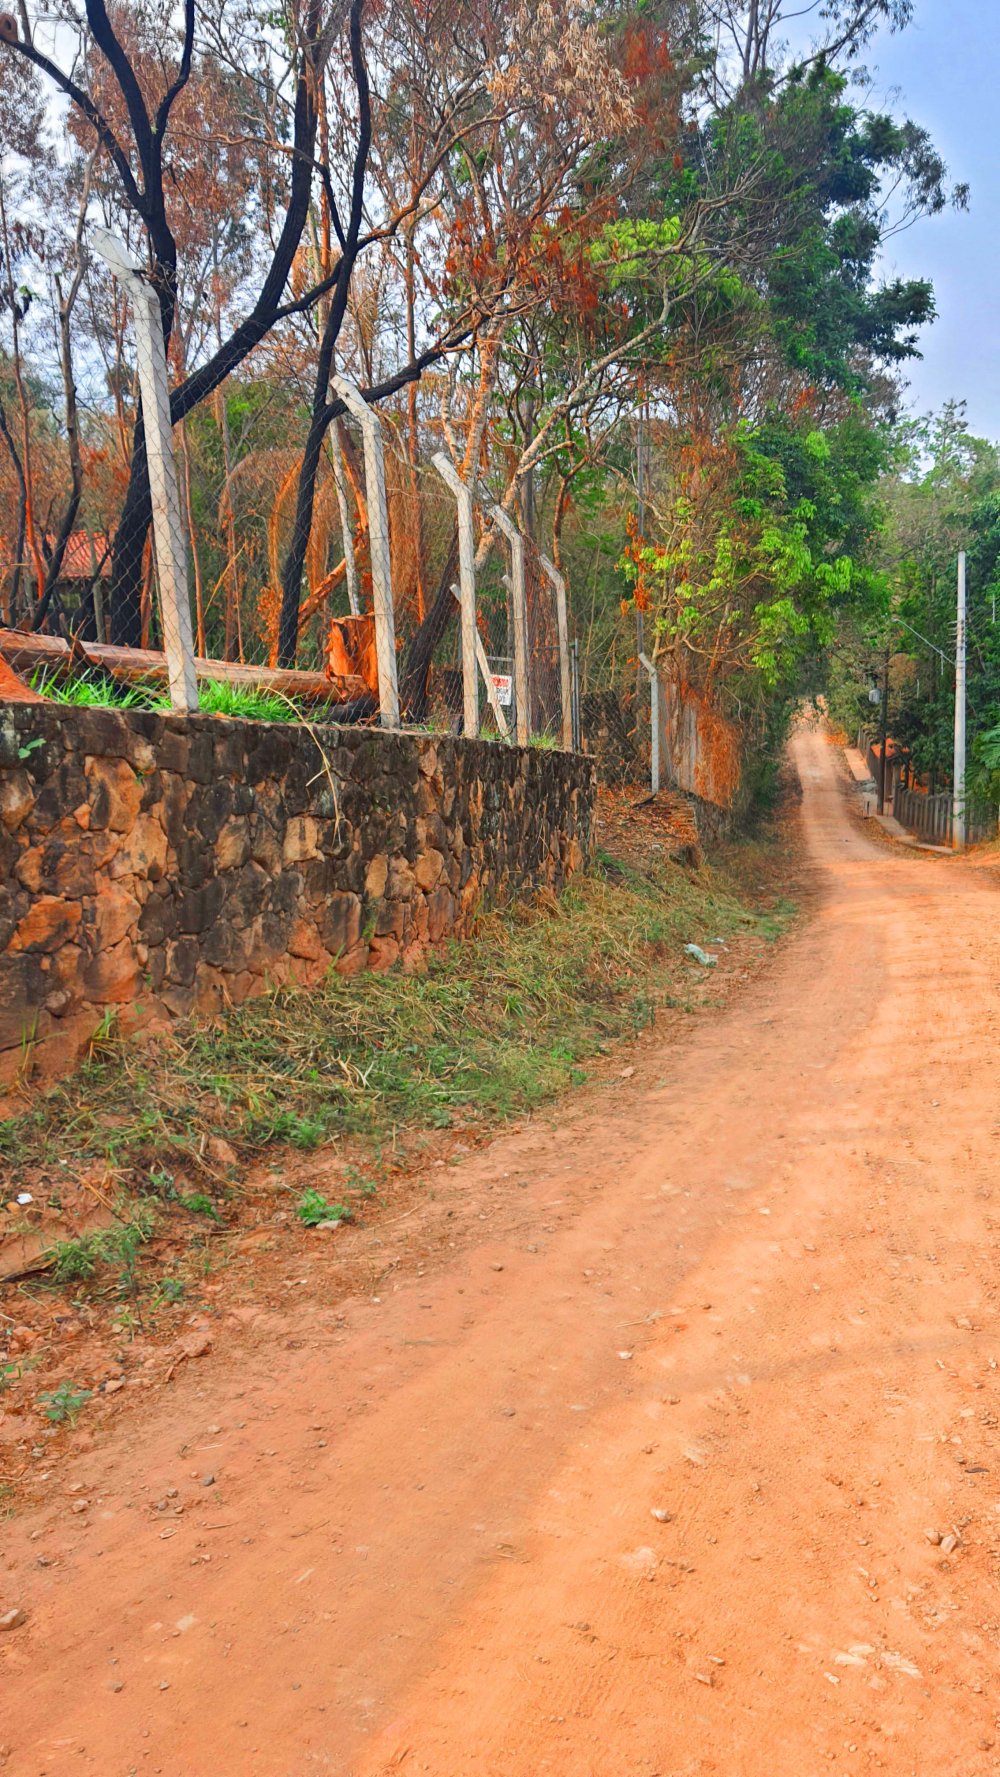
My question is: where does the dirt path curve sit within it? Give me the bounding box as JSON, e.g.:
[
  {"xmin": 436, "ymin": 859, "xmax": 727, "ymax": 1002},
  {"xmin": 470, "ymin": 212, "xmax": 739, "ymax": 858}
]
[{"xmin": 6, "ymin": 724, "xmax": 1000, "ymax": 1777}]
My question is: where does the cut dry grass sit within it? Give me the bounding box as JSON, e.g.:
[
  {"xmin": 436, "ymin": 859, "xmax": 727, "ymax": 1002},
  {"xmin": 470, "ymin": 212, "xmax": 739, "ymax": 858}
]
[{"xmin": 0, "ymin": 851, "xmax": 792, "ymax": 1221}]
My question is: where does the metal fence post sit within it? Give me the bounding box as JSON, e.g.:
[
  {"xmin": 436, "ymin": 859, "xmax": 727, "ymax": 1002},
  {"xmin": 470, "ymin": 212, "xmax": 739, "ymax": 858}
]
[
  {"xmin": 431, "ymin": 453, "xmax": 479, "ymax": 738},
  {"xmin": 331, "ymin": 376, "xmax": 399, "ymax": 728},
  {"xmin": 91, "ymin": 230, "xmax": 198, "ymax": 713},
  {"xmin": 538, "ymin": 551, "xmax": 572, "ymax": 752},
  {"xmin": 571, "ymin": 638, "xmax": 582, "ymax": 753},
  {"xmin": 488, "ymin": 505, "xmax": 529, "ymax": 746}
]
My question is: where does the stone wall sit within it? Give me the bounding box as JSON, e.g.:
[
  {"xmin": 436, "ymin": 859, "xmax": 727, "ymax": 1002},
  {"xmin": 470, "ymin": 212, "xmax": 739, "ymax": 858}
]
[{"xmin": 0, "ymin": 705, "xmax": 595, "ymax": 1084}]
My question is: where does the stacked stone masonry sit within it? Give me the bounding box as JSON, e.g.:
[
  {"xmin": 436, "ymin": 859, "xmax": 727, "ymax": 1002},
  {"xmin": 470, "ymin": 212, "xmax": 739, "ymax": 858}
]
[{"xmin": 0, "ymin": 705, "xmax": 595, "ymax": 1085}]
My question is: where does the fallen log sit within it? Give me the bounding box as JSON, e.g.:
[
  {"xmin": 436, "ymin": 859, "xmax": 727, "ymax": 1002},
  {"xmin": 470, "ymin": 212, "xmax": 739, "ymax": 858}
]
[{"xmin": 0, "ymin": 629, "xmax": 367, "ymax": 706}]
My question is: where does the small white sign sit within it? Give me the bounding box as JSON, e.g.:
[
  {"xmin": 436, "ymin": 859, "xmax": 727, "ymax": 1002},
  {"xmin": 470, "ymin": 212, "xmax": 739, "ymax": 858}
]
[{"xmin": 491, "ymin": 673, "xmax": 513, "ymax": 707}]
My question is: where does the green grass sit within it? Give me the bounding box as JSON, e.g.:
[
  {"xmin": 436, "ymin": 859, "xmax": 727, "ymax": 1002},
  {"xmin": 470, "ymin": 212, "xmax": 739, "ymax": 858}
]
[
  {"xmin": 757, "ymin": 895, "xmax": 798, "ymax": 941},
  {"xmin": 31, "ymin": 669, "xmax": 327, "ymax": 726},
  {"xmin": 197, "ymin": 681, "xmax": 317, "ymax": 723},
  {"xmin": 32, "ymin": 669, "xmax": 162, "ymax": 709},
  {"xmin": 297, "ymin": 1189, "xmax": 353, "ymax": 1227},
  {"xmin": 0, "ymin": 855, "xmax": 773, "ymax": 1219}
]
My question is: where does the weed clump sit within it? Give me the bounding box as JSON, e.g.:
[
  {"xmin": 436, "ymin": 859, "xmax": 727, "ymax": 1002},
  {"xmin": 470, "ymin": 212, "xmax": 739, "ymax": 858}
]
[{"xmin": 297, "ymin": 1190, "xmax": 352, "ymax": 1228}]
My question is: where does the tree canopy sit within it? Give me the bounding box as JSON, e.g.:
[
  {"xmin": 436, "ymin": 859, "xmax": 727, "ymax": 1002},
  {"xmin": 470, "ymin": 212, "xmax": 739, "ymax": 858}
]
[{"xmin": 0, "ymin": 0, "xmax": 975, "ymax": 771}]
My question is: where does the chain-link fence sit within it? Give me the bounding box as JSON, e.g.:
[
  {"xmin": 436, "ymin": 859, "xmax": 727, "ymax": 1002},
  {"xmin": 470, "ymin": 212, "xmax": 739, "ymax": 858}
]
[
  {"xmin": 0, "ymin": 237, "xmax": 596, "ymax": 743},
  {"xmin": 1, "ymin": 343, "xmax": 583, "ymax": 746}
]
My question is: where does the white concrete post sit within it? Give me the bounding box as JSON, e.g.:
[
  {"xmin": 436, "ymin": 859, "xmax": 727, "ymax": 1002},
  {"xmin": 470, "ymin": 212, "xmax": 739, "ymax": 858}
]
[
  {"xmin": 91, "ymin": 229, "xmax": 198, "ymax": 712},
  {"xmin": 538, "ymin": 550, "xmax": 572, "ymax": 752},
  {"xmin": 431, "ymin": 453, "xmax": 478, "ymax": 738},
  {"xmin": 331, "ymin": 376, "xmax": 399, "ymax": 728},
  {"xmin": 954, "ymin": 550, "xmax": 967, "ymax": 850},
  {"xmin": 488, "ymin": 505, "xmax": 530, "ymax": 746},
  {"xmin": 639, "ymin": 652, "xmax": 660, "ymax": 794}
]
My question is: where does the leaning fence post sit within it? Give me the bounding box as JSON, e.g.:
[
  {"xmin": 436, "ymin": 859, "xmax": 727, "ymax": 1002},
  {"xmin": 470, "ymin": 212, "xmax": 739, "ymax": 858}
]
[
  {"xmin": 331, "ymin": 419, "xmax": 360, "ymax": 618},
  {"xmin": 488, "ymin": 505, "xmax": 530, "ymax": 746},
  {"xmin": 91, "ymin": 230, "xmax": 198, "ymax": 713},
  {"xmin": 431, "ymin": 453, "xmax": 479, "ymax": 738},
  {"xmin": 538, "ymin": 551, "xmax": 572, "ymax": 751},
  {"xmin": 331, "ymin": 376, "xmax": 399, "ymax": 728},
  {"xmin": 448, "ymin": 585, "xmax": 509, "ymax": 737}
]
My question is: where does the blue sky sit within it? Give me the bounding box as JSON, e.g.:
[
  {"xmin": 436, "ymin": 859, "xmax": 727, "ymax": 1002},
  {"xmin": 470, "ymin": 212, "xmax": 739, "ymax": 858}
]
[{"xmin": 866, "ymin": 0, "xmax": 997, "ymax": 439}]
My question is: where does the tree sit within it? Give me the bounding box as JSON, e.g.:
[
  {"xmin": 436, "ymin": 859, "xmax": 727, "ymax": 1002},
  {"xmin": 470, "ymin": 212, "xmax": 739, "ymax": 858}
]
[{"xmin": 2, "ymin": 0, "xmax": 344, "ymax": 641}]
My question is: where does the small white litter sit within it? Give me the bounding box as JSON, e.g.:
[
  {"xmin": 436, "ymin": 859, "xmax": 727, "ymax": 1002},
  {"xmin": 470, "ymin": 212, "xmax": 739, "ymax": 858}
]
[{"xmin": 684, "ymin": 944, "xmax": 718, "ymax": 968}]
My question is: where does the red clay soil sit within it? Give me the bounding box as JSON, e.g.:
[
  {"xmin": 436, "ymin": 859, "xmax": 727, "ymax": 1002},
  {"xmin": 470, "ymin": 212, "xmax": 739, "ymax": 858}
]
[{"xmin": 4, "ymin": 723, "xmax": 1000, "ymax": 1775}]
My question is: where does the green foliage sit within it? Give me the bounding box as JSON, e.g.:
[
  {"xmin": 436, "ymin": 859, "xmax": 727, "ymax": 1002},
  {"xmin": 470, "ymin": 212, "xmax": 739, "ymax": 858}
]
[
  {"xmin": 625, "ymin": 409, "xmax": 892, "ymax": 724},
  {"xmin": 870, "ymin": 403, "xmax": 1000, "ymax": 786},
  {"xmin": 245, "ymin": 1108, "xmax": 335, "ymax": 1149},
  {"xmin": 38, "ymin": 1383, "xmax": 92, "ymax": 1425},
  {"xmin": 180, "ymin": 1192, "xmax": 222, "ymax": 1220},
  {"xmin": 45, "ymin": 1212, "xmax": 154, "ymax": 1286},
  {"xmin": 591, "ymin": 217, "xmax": 682, "ymax": 290},
  {"xmin": 737, "ymin": 67, "xmax": 948, "ymax": 392},
  {"xmin": 297, "ymin": 1190, "xmax": 352, "ymax": 1227}
]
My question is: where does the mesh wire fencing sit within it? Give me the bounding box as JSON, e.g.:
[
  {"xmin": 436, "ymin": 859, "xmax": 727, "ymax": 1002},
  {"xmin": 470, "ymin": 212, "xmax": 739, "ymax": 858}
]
[{"xmin": 8, "ymin": 362, "xmax": 586, "ymax": 746}]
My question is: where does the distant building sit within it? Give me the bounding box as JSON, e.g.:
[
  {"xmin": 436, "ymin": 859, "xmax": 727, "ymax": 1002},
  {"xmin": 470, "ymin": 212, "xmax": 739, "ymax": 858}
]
[
  {"xmin": 866, "ymin": 735, "xmax": 911, "ymax": 805},
  {"xmin": 1, "ymin": 532, "xmax": 111, "ymax": 633}
]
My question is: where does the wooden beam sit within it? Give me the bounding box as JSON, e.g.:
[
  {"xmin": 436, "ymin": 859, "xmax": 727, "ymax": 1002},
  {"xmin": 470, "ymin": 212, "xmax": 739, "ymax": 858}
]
[{"xmin": 0, "ymin": 630, "xmax": 367, "ymax": 706}]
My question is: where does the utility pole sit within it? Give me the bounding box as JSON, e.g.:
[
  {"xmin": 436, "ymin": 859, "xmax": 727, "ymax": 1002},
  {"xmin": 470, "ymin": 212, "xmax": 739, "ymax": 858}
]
[
  {"xmin": 953, "ymin": 549, "xmax": 967, "ymax": 850},
  {"xmin": 877, "ymin": 643, "xmax": 890, "ymax": 815},
  {"xmin": 635, "ymin": 405, "xmax": 646, "ymax": 662}
]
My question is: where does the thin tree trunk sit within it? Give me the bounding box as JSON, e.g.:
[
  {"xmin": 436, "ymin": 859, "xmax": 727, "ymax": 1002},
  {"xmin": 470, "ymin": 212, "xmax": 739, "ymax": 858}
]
[
  {"xmin": 35, "ymin": 157, "xmax": 95, "ymax": 633},
  {"xmin": 404, "ymin": 158, "xmax": 426, "ymax": 623},
  {"xmin": 179, "ymin": 416, "xmax": 206, "ymax": 654},
  {"xmin": 277, "ymin": 306, "xmax": 344, "ymax": 664},
  {"xmin": 0, "ymin": 392, "xmax": 27, "ymax": 623},
  {"xmin": 0, "ymin": 173, "xmax": 46, "ymax": 608}
]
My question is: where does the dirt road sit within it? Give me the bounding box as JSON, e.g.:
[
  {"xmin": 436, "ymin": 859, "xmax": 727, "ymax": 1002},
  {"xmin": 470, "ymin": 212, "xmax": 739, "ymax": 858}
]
[{"xmin": 5, "ymin": 725, "xmax": 1000, "ymax": 1776}]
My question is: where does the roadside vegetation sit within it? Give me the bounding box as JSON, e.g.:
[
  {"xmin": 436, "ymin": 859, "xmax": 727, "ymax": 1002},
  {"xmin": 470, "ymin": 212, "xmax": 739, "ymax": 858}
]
[
  {"xmin": 30, "ymin": 670, "xmax": 323, "ymax": 726},
  {"xmin": 0, "ymin": 835, "xmax": 794, "ymax": 1309}
]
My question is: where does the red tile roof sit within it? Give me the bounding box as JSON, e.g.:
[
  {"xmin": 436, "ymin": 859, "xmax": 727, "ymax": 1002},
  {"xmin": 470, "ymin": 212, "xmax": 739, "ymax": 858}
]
[
  {"xmin": 0, "ymin": 532, "xmax": 111, "ymax": 579},
  {"xmin": 53, "ymin": 532, "xmax": 112, "ymax": 579}
]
